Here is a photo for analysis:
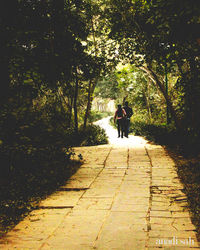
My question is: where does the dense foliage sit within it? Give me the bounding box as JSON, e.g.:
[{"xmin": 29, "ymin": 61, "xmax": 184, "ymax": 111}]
[
  {"xmin": 0, "ymin": 0, "xmax": 200, "ymax": 237},
  {"xmin": 0, "ymin": 0, "xmax": 109, "ymax": 178},
  {"xmin": 0, "ymin": 0, "xmax": 109, "ymax": 233},
  {"xmin": 95, "ymin": 64, "xmax": 166, "ymax": 123},
  {"xmin": 95, "ymin": 0, "xmax": 200, "ymax": 148}
]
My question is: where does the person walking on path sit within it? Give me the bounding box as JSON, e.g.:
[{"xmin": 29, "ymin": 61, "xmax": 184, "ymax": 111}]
[
  {"xmin": 114, "ymin": 104, "xmax": 126, "ymax": 138},
  {"xmin": 123, "ymin": 101, "xmax": 133, "ymax": 138}
]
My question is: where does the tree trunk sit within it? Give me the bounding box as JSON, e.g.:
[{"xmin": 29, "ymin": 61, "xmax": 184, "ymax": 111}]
[
  {"xmin": 84, "ymin": 79, "xmax": 92, "ymax": 129},
  {"xmin": 68, "ymin": 97, "xmax": 73, "ymax": 127},
  {"xmin": 188, "ymin": 57, "xmax": 200, "ymax": 130},
  {"xmin": 142, "ymin": 81, "xmax": 152, "ymax": 123},
  {"xmin": 56, "ymin": 91, "xmax": 66, "ymax": 115},
  {"xmin": 140, "ymin": 65, "xmax": 181, "ymax": 129},
  {"xmin": 83, "ymin": 79, "xmax": 98, "ymax": 129},
  {"xmin": 73, "ymin": 70, "xmax": 79, "ymax": 132},
  {"xmin": 58, "ymin": 87, "xmax": 73, "ymax": 126},
  {"xmin": 83, "ymin": 16, "xmax": 101, "ymax": 129}
]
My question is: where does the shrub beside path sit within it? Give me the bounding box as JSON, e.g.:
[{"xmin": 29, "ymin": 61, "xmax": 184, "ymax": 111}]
[{"xmin": 0, "ymin": 117, "xmax": 200, "ymax": 249}]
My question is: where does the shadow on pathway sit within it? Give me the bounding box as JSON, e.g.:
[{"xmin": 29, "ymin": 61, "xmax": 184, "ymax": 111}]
[{"xmin": 0, "ymin": 117, "xmax": 200, "ymax": 249}]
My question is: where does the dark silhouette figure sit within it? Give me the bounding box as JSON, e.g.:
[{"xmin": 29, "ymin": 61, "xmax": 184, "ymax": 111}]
[
  {"xmin": 123, "ymin": 101, "xmax": 133, "ymax": 138},
  {"xmin": 114, "ymin": 104, "xmax": 126, "ymax": 138}
]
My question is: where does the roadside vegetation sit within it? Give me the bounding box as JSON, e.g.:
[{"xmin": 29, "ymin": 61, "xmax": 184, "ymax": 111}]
[
  {"xmin": 0, "ymin": 0, "xmax": 110, "ymax": 235},
  {"xmin": 89, "ymin": 111, "xmax": 112, "ymax": 123}
]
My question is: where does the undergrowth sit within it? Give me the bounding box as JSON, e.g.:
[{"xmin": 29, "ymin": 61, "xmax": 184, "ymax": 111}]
[
  {"xmin": 0, "ymin": 111, "xmax": 108, "ymax": 237},
  {"xmin": 89, "ymin": 111, "xmax": 112, "ymax": 123}
]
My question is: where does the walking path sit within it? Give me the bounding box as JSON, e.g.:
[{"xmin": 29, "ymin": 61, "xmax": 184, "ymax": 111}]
[{"xmin": 0, "ymin": 117, "xmax": 200, "ymax": 249}]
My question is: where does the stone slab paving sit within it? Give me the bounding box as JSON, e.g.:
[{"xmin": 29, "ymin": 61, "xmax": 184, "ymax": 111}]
[{"xmin": 0, "ymin": 118, "xmax": 200, "ymax": 249}]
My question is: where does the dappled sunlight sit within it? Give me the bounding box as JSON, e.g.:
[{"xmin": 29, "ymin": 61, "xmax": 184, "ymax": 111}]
[{"xmin": 94, "ymin": 116, "xmax": 148, "ymax": 148}]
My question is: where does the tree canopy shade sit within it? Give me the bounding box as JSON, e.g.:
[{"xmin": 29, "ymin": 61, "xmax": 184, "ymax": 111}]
[
  {"xmin": 0, "ymin": 0, "xmax": 109, "ymax": 128},
  {"xmin": 1, "ymin": 2, "xmax": 200, "ymax": 232},
  {"xmin": 104, "ymin": 0, "xmax": 200, "ymax": 136},
  {"xmin": 0, "ymin": 0, "xmax": 89, "ymax": 87},
  {"xmin": 1, "ymin": 0, "xmax": 200, "ymax": 172},
  {"xmin": 0, "ymin": 0, "xmax": 111, "ymax": 184}
]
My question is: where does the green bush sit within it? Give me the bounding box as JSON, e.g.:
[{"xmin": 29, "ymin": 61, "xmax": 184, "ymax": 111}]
[
  {"xmin": 0, "ymin": 111, "xmax": 73, "ymax": 176},
  {"xmin": 0, "ymin": 114, "xmax": 109, "ymax": 178},
  {"xmin": 130, "ymin": 121, "xmax": 178, "ymax": 144},
  {"xmin": 74, "ymin": 124, "xmax": 108, "ymax": 146},
  {"xmin": 89, "ymin": 110, "xmax": 113, "ymax": 123},
  {"xmin": 130, "ymin": 120, "xmax": 200, "ymax": 156},
  {"xmin": 0, "ymin": 106, "xmax": 108, "ymax": 235},
  {"xmin": 0, "ymin": 107, "xmax": 81, "ymax": 235}
]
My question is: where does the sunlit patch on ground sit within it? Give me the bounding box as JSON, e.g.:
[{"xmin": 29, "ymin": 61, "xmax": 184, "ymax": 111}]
[{"xmin": 94, "ymin": 116, "xmax": 148, "ymax": 147}]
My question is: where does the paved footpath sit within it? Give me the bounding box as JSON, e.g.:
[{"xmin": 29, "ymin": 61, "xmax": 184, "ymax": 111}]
[{"xmin": 0, "ymin": 117, "xmax": 200, "ymax": 249}]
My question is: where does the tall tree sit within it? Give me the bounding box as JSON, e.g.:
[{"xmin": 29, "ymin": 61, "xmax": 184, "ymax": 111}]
[{"xmin": 105, "ymin": 0, "xmax": 200, "ymax": 132}]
